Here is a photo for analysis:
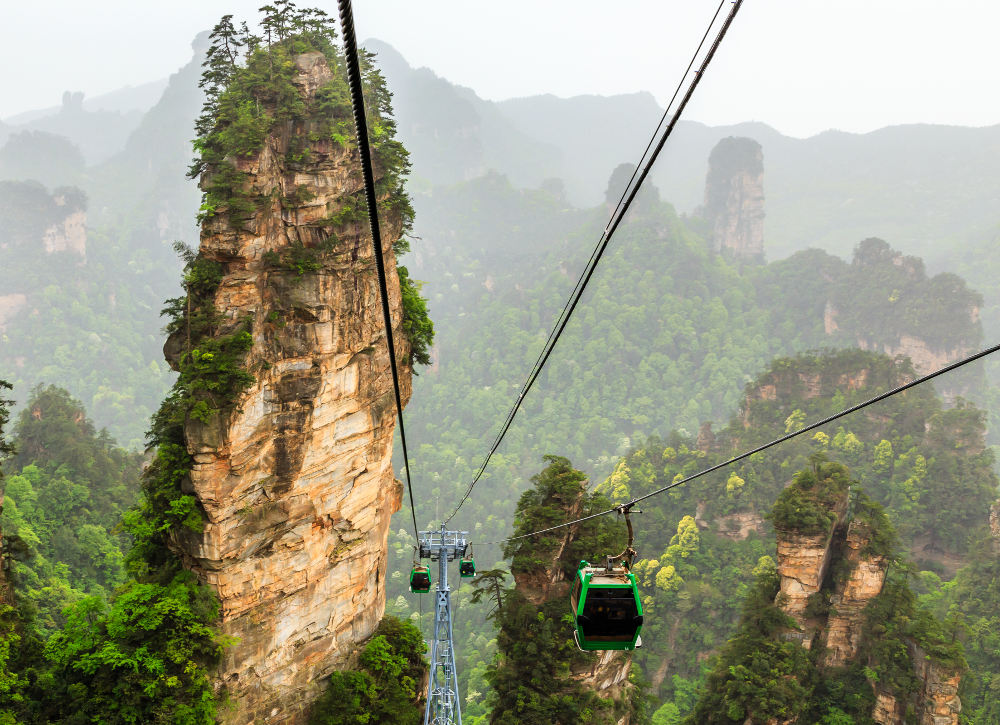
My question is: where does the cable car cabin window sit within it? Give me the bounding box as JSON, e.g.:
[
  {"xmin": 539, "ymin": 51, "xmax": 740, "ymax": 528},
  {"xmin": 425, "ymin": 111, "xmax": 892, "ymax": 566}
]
[
  {"xmin": 580, "ymin": 587, "xmax": 640, "ymax": 640},
  {"xmin": 571, "ymin": 578, "xmax": 583, "ymax": 609}
]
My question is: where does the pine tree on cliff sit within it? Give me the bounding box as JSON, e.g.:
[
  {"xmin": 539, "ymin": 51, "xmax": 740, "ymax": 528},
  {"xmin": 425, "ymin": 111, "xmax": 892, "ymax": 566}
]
[{"xmin": 487, "ymin": 455, "xmax": 645, "ymax": 725}]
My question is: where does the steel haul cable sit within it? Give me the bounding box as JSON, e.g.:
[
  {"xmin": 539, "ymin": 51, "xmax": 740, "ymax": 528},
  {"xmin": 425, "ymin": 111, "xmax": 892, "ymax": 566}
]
[
  {"xmin": 478, "ymin": 341, "xmax": 1000, "ymax": 546},
  {"xmin": 338, "ymin": 0, "xmax": 419, "ymax": 539},
  {"xmin": 444, "ymin": 0, "xmax": 745, "ymax": 526}
]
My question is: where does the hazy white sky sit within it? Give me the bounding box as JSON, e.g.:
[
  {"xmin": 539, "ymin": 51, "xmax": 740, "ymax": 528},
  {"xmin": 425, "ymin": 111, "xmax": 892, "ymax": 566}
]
[{"xmin": 1, "ymin": 0, "xmax": 998, "ymax": 137}]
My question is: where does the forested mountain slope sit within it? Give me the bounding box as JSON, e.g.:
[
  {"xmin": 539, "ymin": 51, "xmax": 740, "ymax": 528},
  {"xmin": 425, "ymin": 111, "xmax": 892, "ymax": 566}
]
[{"xmin": 1, "ymin": 38, "xmax": 995, "ymax": 450}]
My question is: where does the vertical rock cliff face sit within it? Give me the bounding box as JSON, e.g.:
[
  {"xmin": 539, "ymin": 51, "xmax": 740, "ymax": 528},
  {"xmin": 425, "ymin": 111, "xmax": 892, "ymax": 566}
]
[
  {"xmin": 698, "ymin": 136, "xmax": 764, "ymax": 260},
  {"xmin": 908, "ymin": 646, "xmax": 962, "ymax": 725},
  {"xmin": 773, "ymin": 489, "xmax": 960, "ymax": 725},
  {"xmin": 171, "ymin": 52, "xmax": 411, "ymax": 724},
  {"xmin": 820, "ymin": 519, "xmax": 889, "ymax": 667},
  {"xmin": 41, "ymin": 193, "xmax": 87, "ymax": 257}
]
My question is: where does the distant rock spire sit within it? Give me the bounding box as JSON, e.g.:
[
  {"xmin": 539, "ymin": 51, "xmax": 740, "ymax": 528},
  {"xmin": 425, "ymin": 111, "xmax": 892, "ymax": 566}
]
[{"xmin": 698, "ymin": 136, "xmax": 765, "ymax": 260}]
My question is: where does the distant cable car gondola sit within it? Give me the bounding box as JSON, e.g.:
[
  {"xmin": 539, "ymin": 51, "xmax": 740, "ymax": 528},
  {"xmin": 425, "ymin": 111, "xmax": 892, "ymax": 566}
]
[
  {"xmin": 570, "ymin": 505, "xmax": 643, "ymax": 651},
  {"xmin": 410, "ymin": 564, "xmax": 431, "ymax": 593},
  {"xmin": 459, "ymin": 558, "xmax": 476, "ymax": 578}
]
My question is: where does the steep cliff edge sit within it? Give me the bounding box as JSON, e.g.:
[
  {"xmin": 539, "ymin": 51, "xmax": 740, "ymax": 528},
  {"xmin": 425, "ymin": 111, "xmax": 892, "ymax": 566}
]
[{"xmin": 162, "ymin": 21, "xmax": 427, "ymax": 722}]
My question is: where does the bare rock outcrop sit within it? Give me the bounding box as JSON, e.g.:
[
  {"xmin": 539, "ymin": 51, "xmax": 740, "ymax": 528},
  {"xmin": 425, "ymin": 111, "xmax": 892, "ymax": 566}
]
[
  {"xmin": 698, "ymin": 136, "xmax": 764, "ymax": 260},
  {"xmin": 0, "ymin": 294, "xmax": 27, "ymax": 332},
  {"xmin": 42, "ymin": 207, "xmax": 86, "ymax": 257},
  {"xmin": 775, "ymin": 531, "xmax": 834, "ymax": 625},
  {"xmin": 773, "ymin": 483, "xmax": 960, "ymax": 725},
  {"xmin": 821, "ymin": 520, "xmax": 888, "ymax": 667},
  {"xmin": 571, "ymin": 650, "xmax": 633, "ymax": 725},
  {"xmin": 873, "ymin": 648, "xmax": 962, "ymax": 725},
  {"xmin": 173, "ymin": 51, "xmax": 412, "ymax": 724},
  {"xmin": 911, "ymin": 645, "xmax": 962, "ymax": 725},
  {"xmin": 856, "ymin": 335, "xmax": 972, "ymax": 381},
  {"xmin": 774, "ymin": 486, "xmax": 849, "ymax": 634}
]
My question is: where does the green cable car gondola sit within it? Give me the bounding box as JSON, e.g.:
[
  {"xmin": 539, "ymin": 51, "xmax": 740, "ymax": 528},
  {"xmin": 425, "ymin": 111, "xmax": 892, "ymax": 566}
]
[
  {"xmin": 410, "ymin": 564, "xmax": 431, "ymax": 593},
  {"xmin": 459, "ymin": 558, "xmax": 476, "ymax": 578},
  {"xmin": 571, "ymin": 560, "xmax": 643, "ymax": 651}
]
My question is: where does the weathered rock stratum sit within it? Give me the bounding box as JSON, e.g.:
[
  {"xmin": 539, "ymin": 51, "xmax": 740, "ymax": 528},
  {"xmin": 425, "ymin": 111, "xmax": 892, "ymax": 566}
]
[{"xmin": 170, "ymin": 51, "xmax": 412, "ymax": 724}]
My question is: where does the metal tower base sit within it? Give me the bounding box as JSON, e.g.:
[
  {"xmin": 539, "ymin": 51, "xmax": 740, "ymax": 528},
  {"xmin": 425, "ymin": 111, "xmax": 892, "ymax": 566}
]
[{"xmin": 419, "ymin": 526, "xmax": 468, "ymax": 725}]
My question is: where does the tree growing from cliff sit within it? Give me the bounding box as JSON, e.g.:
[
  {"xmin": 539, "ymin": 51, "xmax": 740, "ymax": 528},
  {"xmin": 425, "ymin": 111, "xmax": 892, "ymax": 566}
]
[
  {"xmin": 486, "ymin": 455, "xmax": 643, "ymax": 725},
  {"xmin": 469, "ymin": 568, "xmax": 508, "ymax": 619},
  {"xmin": 188, "ymin": 1, "xmax": 433, "ymax": 367}
]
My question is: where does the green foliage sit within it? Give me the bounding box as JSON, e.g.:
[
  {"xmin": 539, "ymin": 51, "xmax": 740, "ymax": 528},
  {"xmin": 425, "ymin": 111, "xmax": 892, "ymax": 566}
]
[
  {"xmin": 399, "ymin": 266, "xmax": 434, "ymax": 367},
  {"xmin": 186, "ymin": 4, "xmax": 432, "ymax": 367},
  {"xmin": 916, "ymin": 536, "xmax": 1000, "ymax": 723},
  {"xmin": 830, "ymin": 238, "xmax": 983, "ymax": 351},
  {"xmin": 768, "ymin": 456, "xmax": 852, "ymax": 535},
  {"xmin": 263, "ymin": 239, "xmax": 332, "ymax": 277},
  {"xmin": 154, "ymin": 243, "xmax": 255, "ymax": 444},
  {"xmin": 0, "ymin": 182, "xmax": 172, "ymax": 449},
  {"xmin": 687, "ymin": 460, "xmax": 962, "ymax": 723},
  {"xmin": 487, "ymin": 592, "xmax": 623, "ymax": 725},
  {"xmin": 309, "ymin": 616, "xmax": 427, "ymax": 725},
  {"xmin": 503, "ymin": 456, "xmax": 622, "ymax": 581},
  {"xmin": 0, "ymin": 384, "xmax": 225, "ymax": 722},
  {"xmin": 190, "ymin": 7, "xmax": 337, "ymax": 225},
  {"xmin": 851, "ymin": 492, "xmax": 897, "ymax": 559},
  {"xmin": 1, "ymin": 386, "xmax": 141, "ymax": 631},
  {"xmin": 469, "ymin": 569, "xmax": 508, "ymax": 620},
  {"xmin": 41, "ymin": 571, "xmax": 225, "ymax": 724},
  {"xmin": 683, "ymin": 572, "xmax": 812, "ymax": 724}
]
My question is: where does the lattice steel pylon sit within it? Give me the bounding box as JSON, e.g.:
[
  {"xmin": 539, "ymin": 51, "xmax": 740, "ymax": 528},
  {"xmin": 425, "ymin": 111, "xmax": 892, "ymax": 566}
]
[{"xmin": 418, "ymin": 526, "xmax": 468, "ymax": 725}]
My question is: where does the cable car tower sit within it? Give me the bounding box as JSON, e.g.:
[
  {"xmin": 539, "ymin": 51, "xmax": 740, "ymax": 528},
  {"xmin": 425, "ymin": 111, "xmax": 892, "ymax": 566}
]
[{"xmin": 418, "ymin": 526, "xmax": 469, "ymax": 725}]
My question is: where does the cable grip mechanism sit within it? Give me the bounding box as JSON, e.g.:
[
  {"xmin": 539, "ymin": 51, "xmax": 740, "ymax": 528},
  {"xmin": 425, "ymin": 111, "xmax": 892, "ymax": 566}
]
[{"xmin": 606, "ymin": 504, "xmax": 641, "ymax": 572}]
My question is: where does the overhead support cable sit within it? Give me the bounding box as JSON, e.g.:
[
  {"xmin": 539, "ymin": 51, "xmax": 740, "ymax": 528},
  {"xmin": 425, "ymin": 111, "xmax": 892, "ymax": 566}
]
[
  {"xmin": 444, "ymin": 0, "xmax": 744, "ymax": 525},
  {"xmin": 478, "ymin": 341, "xmax": 1000, "ymax": 546},
  {"xmin": 338, "ymin": 0, "xmax": 419, "ymax": 539}
]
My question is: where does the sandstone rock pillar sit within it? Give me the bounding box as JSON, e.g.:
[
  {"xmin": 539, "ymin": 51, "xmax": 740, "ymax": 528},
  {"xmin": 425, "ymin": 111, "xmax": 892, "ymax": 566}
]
[
  {"xmin": 698, "ymin": 136, "xmax": 765, "ymax": 260},
  {"xmin": 173, "ymin": 51, "xmax": 412, "ymax": 724}
]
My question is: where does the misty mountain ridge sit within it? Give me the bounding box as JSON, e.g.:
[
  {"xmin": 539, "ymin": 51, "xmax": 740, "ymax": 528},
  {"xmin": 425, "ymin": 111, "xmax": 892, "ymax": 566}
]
[{"xmin": 5, "ymin": 35, "xmax": 998, "ymax": 265}]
